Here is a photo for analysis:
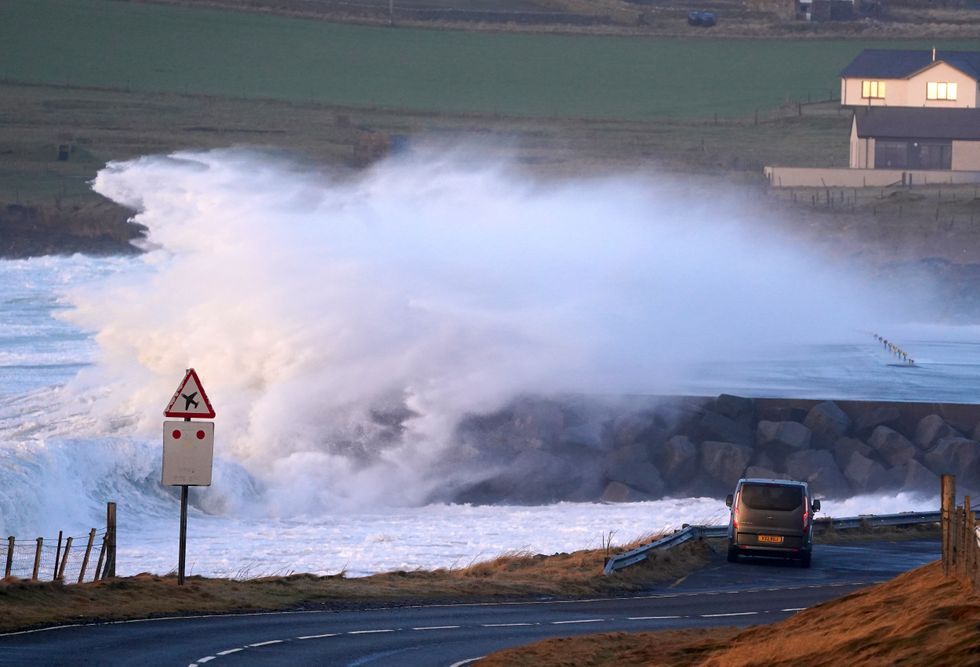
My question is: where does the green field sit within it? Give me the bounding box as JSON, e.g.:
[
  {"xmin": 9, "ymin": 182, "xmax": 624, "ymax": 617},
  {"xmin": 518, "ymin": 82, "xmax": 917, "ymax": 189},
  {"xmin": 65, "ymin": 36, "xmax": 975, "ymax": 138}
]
[{"xmin": 0, "ymin": 0, "xmax": 974, "ymax": 120}]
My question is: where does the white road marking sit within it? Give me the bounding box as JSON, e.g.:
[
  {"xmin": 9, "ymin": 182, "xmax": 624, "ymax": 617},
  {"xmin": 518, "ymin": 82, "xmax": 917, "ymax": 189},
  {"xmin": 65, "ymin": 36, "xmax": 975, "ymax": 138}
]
[
  {"xmin": 216, "ymin": 648, "xmax": 243, "ymax": 655},
  {"xmin": 296, "ymin": 633, "xmax": 340, "ymax": 640},
  {"xmin": 482, "ymin": 622, "xmax": 537, "ymax": 627},
  {"xmin": 347, "ymin": 629, "xmax": 395, "ymax": 635},
  {"xmin": 412, "ymin": 625, "xmax": 461, "ymax": 631},
  {"xmin": 196, "ymin": 658, "xmax": 214, "ymax": 664},
  {"xmin": 701, "ymin": 611, "xmax": 758, "ymax": 618},
  {"xmin": 551, "ymin": 618, "xmax": 605, "ymax": 625},
  {"xmin": 627, "ymin": 615, "xmax": 682, "ymax": 620},
  {"xmin": 780, "ymin": 607, "xmax": 807, "ymax": 612},
  {"xmin": 448, "ymin": 658, "xmax": 485, "ymax": 667},
  {"xmin": 248, "ymin": 640, "xmax": 283, "ymax": 647}
]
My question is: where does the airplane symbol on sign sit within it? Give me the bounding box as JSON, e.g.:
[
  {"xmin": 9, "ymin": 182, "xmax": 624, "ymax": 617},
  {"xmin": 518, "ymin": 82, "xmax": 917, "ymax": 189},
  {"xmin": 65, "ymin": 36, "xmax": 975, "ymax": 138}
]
[{"xmin": 182, "ymin": 392, "xmax": 199, "ymax": 410}]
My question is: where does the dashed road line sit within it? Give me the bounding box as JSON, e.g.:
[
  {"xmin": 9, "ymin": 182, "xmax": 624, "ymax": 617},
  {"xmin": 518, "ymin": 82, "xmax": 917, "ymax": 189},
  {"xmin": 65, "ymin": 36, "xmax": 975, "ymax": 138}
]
[
  {"xmin": 780, "ymin": 607, "xmax": 807, "ymax": 612},
  {"xmin": 482, "ymin": 622, "xmax": 537, "ymax": 627},
  {"xmin": 551, "ymin": 618, "xmax": 605, "ymax": 625},
  {"xmin": 216, "ymin": 648, "xmax": 243, "ymax": 655},
  {"xmin": 627, "ymin": 615, "xmax": 682, "ymax": 621},
  {"xmin": 248, "ymin": 640, "xmax": 283, "ymax": 647},
  {"xmin": 413, "ymin": 625, "xmax": 461, "ymax": 631},
  {"xmin": 296, "ymin": 633, "xmax": 339, "ymax": 640},
  {"xmin": 701, "ymin": 611, "xmax": 758, "ymax": 618},
  {"xmin": 347, "ymin": 629, "xmax": 395, "ymax": 635}
]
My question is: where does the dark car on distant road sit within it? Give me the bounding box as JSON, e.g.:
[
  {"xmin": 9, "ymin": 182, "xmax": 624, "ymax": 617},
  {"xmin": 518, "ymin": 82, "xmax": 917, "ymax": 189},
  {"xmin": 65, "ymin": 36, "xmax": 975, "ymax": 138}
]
[{"xmin": 725, "ymin": 478, "xmax": 820, "ymax": 568}]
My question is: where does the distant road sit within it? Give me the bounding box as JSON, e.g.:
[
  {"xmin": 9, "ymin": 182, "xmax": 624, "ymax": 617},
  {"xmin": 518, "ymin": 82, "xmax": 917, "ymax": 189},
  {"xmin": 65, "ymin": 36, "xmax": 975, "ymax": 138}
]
[{"xmin": 0, "ymin": 540, "xmax": 938, "ymax": 667}]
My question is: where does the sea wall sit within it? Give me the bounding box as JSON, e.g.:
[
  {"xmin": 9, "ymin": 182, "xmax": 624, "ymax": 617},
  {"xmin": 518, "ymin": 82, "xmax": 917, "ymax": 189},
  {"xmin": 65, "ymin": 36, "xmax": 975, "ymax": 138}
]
[{"xmin": 441, "ymin": 394, "xmax": 980, "ymax": 504}]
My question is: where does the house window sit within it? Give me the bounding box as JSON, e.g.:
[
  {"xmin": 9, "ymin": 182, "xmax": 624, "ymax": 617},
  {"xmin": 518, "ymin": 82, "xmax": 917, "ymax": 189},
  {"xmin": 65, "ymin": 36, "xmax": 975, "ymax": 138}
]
[
  {"xmin": 862, "ymin": 80, "xmax": 886, "ymax": 99},
  {"xmin": 926, "ymin": 82, "xmax": 958, "ymax": 100},
  {"xmin": 874, "ymin": 140, "xmax": 952, "ymax": 170}
]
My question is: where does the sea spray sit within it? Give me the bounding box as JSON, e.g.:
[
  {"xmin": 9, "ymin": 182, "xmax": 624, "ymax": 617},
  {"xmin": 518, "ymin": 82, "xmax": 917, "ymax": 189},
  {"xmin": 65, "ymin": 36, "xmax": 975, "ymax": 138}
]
[{"xmin": 60, "ymin": 147, "xmax": 901, "ymax": 513}]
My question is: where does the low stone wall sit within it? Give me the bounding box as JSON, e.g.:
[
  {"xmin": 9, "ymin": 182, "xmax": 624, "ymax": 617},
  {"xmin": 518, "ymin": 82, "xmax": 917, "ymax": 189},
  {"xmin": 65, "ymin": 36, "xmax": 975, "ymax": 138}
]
[
  {"xmin": 763, "ymin": 166, "xmax": 980, "ymax": 188},
  {"xmin": 441, "ymin": 394, "xmax": 980, "ymax": 504}
]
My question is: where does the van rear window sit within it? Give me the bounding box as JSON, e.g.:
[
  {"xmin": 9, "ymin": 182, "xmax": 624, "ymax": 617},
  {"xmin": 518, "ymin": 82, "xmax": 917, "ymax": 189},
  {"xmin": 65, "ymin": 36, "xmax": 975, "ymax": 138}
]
[{"xmin": 740, "ymin": 484, "xmax": 802, "ymax": 511}]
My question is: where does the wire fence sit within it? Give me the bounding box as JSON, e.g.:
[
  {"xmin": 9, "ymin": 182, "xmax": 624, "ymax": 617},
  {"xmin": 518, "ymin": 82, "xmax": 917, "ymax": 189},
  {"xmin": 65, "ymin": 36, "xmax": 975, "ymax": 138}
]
[
  {"xmin": 4, "ymin": 529, "xmax": 109, "ymax": 584},
  {"xmin": 941, "ymin": 475, "xmax": 980, "ymax": 593}
]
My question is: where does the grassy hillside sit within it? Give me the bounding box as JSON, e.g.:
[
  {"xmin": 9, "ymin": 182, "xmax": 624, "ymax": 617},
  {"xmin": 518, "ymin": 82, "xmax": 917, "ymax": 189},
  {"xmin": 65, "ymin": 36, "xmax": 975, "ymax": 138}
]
[{"xmin": 0, "ymin": 0, "xmax": 974, "ymax": 121}]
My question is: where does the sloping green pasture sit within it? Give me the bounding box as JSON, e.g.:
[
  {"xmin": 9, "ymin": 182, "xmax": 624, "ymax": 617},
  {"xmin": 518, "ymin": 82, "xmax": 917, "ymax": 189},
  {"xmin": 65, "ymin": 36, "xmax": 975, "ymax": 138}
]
[{"xmin": 0, "ymin": 0, "xmax": 973, "ymax": 120}]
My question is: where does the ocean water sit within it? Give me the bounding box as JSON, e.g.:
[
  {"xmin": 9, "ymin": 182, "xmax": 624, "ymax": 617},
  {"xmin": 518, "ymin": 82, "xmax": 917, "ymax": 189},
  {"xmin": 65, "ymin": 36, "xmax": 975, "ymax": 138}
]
[{"xmin": 0, "ymin": 149, "xmax": 971, "ymax": 577}]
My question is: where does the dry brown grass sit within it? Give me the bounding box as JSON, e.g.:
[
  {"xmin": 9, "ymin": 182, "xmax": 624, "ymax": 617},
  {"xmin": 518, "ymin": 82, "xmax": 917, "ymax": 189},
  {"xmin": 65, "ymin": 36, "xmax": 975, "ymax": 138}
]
[
  {"xmin": 0, "ymin": 536, "xmax": 712, "ymax": 634},
  {"xmin": 477, "ymin": 561, "xmax": 980, "ymax": 666}
]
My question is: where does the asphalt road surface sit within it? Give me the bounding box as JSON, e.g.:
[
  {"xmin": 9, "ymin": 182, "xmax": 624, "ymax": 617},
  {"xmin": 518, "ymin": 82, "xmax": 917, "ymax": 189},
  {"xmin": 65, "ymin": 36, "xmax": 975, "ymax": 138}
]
[{"xmin": 0, "ymin": 539, "xmax": 939, "ymax": 667}]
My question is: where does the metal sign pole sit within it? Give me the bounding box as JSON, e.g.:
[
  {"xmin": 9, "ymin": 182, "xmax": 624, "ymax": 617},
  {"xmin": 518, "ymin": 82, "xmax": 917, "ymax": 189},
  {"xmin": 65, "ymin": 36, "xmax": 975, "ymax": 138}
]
[
  {"xmin": 178, "ymin": 484, "xmax": 188, "ymax": 585},
  {"xmin": 178, "ymin": 413, "xmax": 190, "ymax": 587}
]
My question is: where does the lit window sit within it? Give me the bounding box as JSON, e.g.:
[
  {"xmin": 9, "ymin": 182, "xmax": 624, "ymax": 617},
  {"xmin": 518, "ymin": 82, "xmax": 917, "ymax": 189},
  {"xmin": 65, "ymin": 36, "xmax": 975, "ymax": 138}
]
[
  {"xmin": 927, "ymin": 82, "xmax": 957, "ymax": 100},
  {"xmin": 862, "ymin": 80, "xmax": 886, "ymax": 99}
]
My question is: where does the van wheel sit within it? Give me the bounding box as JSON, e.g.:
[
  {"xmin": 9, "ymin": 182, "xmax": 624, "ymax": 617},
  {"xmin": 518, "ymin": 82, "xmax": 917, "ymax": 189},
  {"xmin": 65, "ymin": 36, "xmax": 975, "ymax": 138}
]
[
  {"xmin": 727, "ymin": 547, "xmax": 739, "ymax": 563},
  {"xmin": 799, "ymin": 552, "xmax": 812, "ymax": 568}
]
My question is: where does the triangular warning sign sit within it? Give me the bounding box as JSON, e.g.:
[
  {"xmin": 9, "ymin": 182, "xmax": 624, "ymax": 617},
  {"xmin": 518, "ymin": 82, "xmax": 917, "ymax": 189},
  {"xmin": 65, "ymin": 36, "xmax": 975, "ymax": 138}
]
[{"xmin": 164, "ymin": 368, "xmax": 216, "ymax": 419}]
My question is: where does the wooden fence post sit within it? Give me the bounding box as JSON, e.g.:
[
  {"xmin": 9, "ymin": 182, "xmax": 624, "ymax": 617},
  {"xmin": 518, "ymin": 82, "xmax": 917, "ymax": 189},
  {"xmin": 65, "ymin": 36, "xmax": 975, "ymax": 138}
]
[
  {"xmin": 32, "ymin": 537, "xmax": 42, "ymax": 581},
  {"xmin": 4, "ymin": 536, "xmax": 12, "ymax": 579},
  {"xmin": 53, "ymin": 530, "xmax": 62, "ymax": 581},
  {"xmin": 941, "ymin": 474, "xmax": 955, "ymax": 576},
  {"xmin": 94, "ymin": 535, "xmax": 107, "ymax": 581},
  {"xmin": 963, "ymin": 497, "xmax": 971, "ymax": 580},
  {"xmin": 78, "ymin": 529, "xmax": 96, "ymax": 584},
  {"xmin": 105, "ymin": 502, "xmax": 116, "ymax": 579},
  {"xmin": 57, "ymin": 537, "xmax": 73, "ymax": 581}
]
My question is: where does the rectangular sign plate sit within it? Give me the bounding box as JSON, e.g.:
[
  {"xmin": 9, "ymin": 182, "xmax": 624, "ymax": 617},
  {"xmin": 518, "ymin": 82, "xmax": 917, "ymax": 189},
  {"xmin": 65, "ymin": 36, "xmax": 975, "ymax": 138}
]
[
  {"xmin": 757, "ymin": 534, "xmax": 784, "ymax": 544},
  {"xmin": 162, "ymin": 421, "xmax": 214, "ymax": 486}
]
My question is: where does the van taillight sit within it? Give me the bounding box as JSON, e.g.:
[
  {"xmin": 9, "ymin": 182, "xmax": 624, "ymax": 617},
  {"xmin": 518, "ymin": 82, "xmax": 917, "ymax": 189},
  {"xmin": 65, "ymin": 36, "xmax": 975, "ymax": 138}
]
[
  {"xmin": 802, "ymin": 508, "xmax": 809, "ymax": 531},
  {"xmin": 732, "ymin": 492, "xmax": 740, "ymax": 530}
]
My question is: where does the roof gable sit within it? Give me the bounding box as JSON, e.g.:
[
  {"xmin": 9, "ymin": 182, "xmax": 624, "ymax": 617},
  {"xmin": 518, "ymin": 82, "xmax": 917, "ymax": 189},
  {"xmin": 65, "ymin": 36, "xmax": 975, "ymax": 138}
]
[
  {"xmin": 853, "ymin": 107, "xmax": 980, "ymax": 141},
  {"xmin": 841, "ymin": 49, "xmax": 980, "ymax": 80}
]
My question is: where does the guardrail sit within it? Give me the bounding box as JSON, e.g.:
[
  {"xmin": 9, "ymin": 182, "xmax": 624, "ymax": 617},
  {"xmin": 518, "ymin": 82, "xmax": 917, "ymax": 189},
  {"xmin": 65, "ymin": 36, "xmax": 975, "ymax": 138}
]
[{"xmin": 603, "ymin": 510, "xmax": 951, "ymax": 575}]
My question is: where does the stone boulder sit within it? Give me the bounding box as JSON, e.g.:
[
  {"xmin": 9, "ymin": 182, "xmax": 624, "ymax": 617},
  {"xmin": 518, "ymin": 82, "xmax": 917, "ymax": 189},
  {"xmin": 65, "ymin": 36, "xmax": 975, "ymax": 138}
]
[
  {"xmin": 701, "ymin": 440, "xmax": 753, "ymax": 489},
  {"xmin": 854, "ymin": 406, "xmax": 902, "ymax": 435},
  {"xmin": 804, "ymin": 401, "xmax": 851, "ymax": 447},
  {"xmin": 832, "ymin": 437, "xmax": 874, "ymax": 470},
  {"xmin": 867, "ymin": 426, "xmax": 918, "ymax": 467},
  {"xmin": 915, "ymin": 414, "xmax": 960, "ymax": 450},
  {"xmin": 608, "ymin": 412, "xmax": 661, "ymax": 449},
  {"xmin": 698, "ymin": 411, "xmax": 753, "ymax": 448},
  {"xmin": 895, "ymin": 458, "xmax": 940, "ymax": 494},
  {"xmin": 785, "ymin": 449, "xmax": 837, "ymax": 481},
  {"xmin": 806, "ymin": 463, "xmax": 852, "ymax": 499},
  {"xmin": 601, "ymin": 481, "xmax": 653, "ymax": 503},
  {"xmin": 923, "ymin": 437, "xmax": 980, "ymax": 480},
  {"xmin": 744, "ymin": 465, "xmax": 781, "ymax": 480},
  {"xmin": 750, "ymin": 451, "xmax": 776, "ymax": 471},
  {"xmin": 843, "ymin": 451, "xmax": 892, "ymax": 494},
  {"xmin": 604, "ymin": 450, "xmax": 666, "ymax": 497},
  {"xmin": 757, "ymin": 420, "xmax": 812, "ymax": 452},
  {"xmin": 758, "ymin": 405, "xmax": 808, "ymax": 423},
  {"xmin": 714, "ymin": 394, "xmax": 754, "ymax": 423},
  {"xmin": 653, "ymin": 435, "xmax": 697, "ymax": 487},
  {"xmin": 783, "ymin": 449, "xmax": 851, "ymax": 498}
]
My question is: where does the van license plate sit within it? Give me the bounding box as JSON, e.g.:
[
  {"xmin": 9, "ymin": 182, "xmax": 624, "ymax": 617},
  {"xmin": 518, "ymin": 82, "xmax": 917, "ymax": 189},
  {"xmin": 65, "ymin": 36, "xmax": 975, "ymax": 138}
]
[{"xmin": 758, "ymin": 535, "xmax": 783, "ymax": 544}]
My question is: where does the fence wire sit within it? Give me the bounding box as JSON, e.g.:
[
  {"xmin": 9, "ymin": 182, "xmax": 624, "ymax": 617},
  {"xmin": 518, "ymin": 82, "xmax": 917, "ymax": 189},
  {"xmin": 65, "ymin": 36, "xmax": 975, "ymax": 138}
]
[{"xmin": 4, "ymin": 531, "xmax": 107, "ymax": 583}]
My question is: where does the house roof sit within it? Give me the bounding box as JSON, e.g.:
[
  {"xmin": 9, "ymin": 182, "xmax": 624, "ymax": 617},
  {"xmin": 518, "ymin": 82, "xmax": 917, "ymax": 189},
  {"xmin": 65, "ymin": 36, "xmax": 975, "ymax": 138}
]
[
  {"xmin": 841, "ymin": 49, "xmax": 980, "ymax": 80},
  {"xmin": 853, "ymin": 107, "xmax": 980, "ymax": 141}
]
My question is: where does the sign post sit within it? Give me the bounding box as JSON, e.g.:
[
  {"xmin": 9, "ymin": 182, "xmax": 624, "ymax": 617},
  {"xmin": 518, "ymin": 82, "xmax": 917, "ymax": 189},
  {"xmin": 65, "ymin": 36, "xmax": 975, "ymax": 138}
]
[{"xmin": 162, "ymin": 368, "xmax": 216, "ymax": 586}]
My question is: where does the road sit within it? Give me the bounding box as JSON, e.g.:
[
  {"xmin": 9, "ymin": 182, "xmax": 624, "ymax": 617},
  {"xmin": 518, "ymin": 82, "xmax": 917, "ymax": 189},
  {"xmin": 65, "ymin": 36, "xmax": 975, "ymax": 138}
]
[{"xmin": 0, "ymin": 539, "xmax": 939, "ymax": 667}]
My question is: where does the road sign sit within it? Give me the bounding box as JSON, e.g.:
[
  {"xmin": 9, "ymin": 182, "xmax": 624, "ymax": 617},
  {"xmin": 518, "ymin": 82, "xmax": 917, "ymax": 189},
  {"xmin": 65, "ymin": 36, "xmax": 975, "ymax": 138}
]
[
  {"xmin": 162, "ymin": 421, "xmax": 214, "ymax": 486},
  {"xmin": 164, "ymin": 368, "xmax": 216, "ymax": 419}
]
